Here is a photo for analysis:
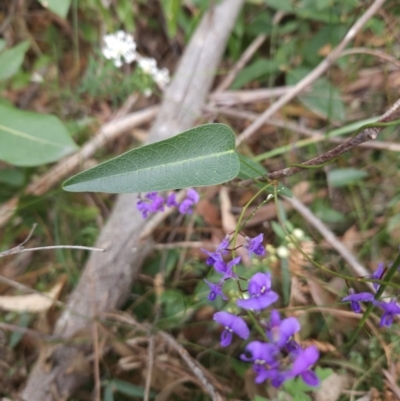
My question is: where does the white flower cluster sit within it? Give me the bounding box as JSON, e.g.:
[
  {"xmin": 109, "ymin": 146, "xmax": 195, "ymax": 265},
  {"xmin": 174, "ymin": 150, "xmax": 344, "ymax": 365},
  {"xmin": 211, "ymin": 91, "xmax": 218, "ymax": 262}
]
[
  {"xmin": 102, "ymin": 31, "xmax": 136, "ymax": 68},
  {"xmin": 101, "ymin": 30, "xmax": 170, "ymax": 90}
]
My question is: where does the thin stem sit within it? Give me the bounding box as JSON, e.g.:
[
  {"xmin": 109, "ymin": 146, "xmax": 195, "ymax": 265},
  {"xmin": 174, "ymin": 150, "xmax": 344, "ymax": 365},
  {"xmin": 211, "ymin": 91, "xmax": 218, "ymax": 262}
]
[{"xmin": 0, "ymin": 244, "xmax": 106, "ymax": 258}]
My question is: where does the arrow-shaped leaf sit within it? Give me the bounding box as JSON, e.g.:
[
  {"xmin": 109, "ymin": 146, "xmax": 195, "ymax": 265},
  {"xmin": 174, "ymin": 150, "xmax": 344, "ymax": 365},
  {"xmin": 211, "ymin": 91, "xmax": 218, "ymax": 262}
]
[{"xmin": 63, "ymin": 123, "xmax": 240, "ymax": 193}]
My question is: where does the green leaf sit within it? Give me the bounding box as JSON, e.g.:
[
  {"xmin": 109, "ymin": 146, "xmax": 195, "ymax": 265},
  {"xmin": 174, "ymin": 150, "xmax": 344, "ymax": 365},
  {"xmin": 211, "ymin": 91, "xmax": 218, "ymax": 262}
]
[
  {"xmin": 102, "ymin": 382, "xmax": 114, "ymax": 401},
  {"xmin": 112, "ymin": 379, "xmax": 155, "ymax": 398},
  {"xmin": 264, "ymin": 0, "xmax": 295, "ymax": 12},
  {"xmin": 327, "ymin": 168, "xmax": 368, "ymax": 187},
  {"xmin": 0, "ymin": 41, "xmax": 30, "ymax": 81},
  {"xmin": 0, "ymin": 168, "xmax": 25, "ymax": 187},
  {"xmin": 238, "ymin": 154, "xmax": 268, "ymax": 180},
  {"xmin": 63, "ymin": 123, "xmax": 240, "ymax": 193},
  {"xmin": 0, "ymin": 39, "xmax": 6, "ymax": 52},
  {"xmin": 287, "ymin": 68, "xmax": 346, "ymax": 122},
  {"xmin": 161, "ymin": 0, "xmax": 181, "ymax": 38},
  {"xmin": 0, "ymin": 105, "xmax": 78, "ymax": 166},
  {"xmin": 37, "ymin": 0, "xmax": 71, "ymax": 18},
  {"xmin": 232, "ymin": 58, "xmax": 280, "ymax": 89}
]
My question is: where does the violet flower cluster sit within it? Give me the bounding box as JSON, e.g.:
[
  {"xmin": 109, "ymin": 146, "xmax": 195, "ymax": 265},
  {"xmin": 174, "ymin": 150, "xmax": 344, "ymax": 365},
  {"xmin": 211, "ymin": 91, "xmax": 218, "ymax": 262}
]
[
  {"xmin": 342, "ymin": 263, "xmax": 400, "ymax": 328},
  {"xmin": 136, "ymin": 188, "xmax": 199, "ymax": 218},
  {"xmin": 202, "ymin": 234, "xmax": 320, "ymax": 388}
]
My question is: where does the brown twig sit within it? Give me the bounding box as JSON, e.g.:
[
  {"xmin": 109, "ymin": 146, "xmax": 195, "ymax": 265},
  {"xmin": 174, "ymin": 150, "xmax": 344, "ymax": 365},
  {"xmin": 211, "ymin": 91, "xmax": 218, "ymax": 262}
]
[
  {"xmin": 207, "ymin": 105, "xmax": 400, "ymax": 152},
  {"xmin": 235, "ymin": 0, "xmax": 387, "ymax": 146},
  {"xmin": 214, "ymin": 33, "xmax": 267, "ymax": 93},
  {"xmin": 158, "ymin": 331, "xmax": 223, "ymax": 401},
  {"xmin": 239, "ymin": 97, "xmax": 400, "ymax": 184}
]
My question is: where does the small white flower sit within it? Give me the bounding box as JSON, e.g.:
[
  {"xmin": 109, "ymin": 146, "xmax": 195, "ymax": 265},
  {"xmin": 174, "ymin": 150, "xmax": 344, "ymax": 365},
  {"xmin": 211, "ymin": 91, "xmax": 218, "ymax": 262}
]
[
  {"xmin": 102, "ymin": 30, "xmax": 137, "ymax": 68},
  {"xmin": 143, "ymin": 88, "xmax": 152, "ymax": 97},
  {"xmin": 31, "ymin": 71, "xmax": 44, "ymax": 83},
  {"xmin": 153, "ymin": 67, "xmax": 170, "ymax": 87},
  {"xmin": 293, "ymin": 228, "xmax": 305, "ymax": 239},
  {"xmin": 137, "ymin": 57, "xmax": 158, "ymax": 75},
  {"xmin": 276, "ymin": 246, "xmax": 289, "ymax": 259}
]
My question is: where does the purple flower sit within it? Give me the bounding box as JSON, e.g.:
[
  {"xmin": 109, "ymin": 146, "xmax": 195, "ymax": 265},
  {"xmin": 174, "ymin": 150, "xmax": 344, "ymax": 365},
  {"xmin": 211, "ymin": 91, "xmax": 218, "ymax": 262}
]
[
  {"xmin": 375, "ymin": 299, "xmax": 400, "ymax": 327},
  {"xmin": 204, "ymin": 279, "xmax": 227, "ymax": 301},
  {"xmin": 266, "ymin": 310, "xmax": 301, "ymax": 348},
  {"xmin": 201, "ymin": 236, "xmax": 229, "ymax": 266},
  {"xmin": 136, "ymin": 192, "xmax": 165, "ymax": 218},
  {"xmin": 178, "ymin": 188, "xmax": 200, "ymax": 214},
  {"xmin": 166, "ymin": 193, "xmax": 179, "ymax": 207},
  {"xmin": 214, "ymin": 256, "xmax": 240, "ymax": 280},
  {"xmin": 289, "ymin": 345, "xmax": 320, "ymax": 386},
  {"xmin": 244, "ymin": 233, "xmax": 266, "ymax": 258},
  {"xmin": 342, "ymin": 289, "xmax": 374, "ymax": 313},
  {"xmin": 240, "ymin": 341, "xmax": 281, "ymax": 384},
  {"xmin": 237, "ymin": 272, "xmax": 279, "ymax": 311},
  {"xmin": 369, "ymin": 262, "xmax": 385, "ymax": 291},
  {"xmin": 213, "ymin": 311, "xmax": 250, "ymax": 347}
]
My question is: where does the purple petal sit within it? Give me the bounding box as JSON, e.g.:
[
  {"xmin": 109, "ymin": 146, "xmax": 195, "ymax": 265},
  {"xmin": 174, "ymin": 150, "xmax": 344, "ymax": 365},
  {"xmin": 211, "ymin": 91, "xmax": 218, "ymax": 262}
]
[
  {"xmin": 204, "ymin": 279, "xmax": 227, "ymax": 301},
  {"xmin": 230, "ymin": 316, "xmax": 250, "ymax": 340},
  {"xmin": 290, "ymin": 346, "xmax": 319, "ymax": 377},
  {"xmin": 166, "ymin": 193, "xmax": 178, "ymax": 207},
  {"xmin": 342, "ymin": 292, "xmax": 374, "ymax": 302},
  {"xmin": 237, "ymin": 291, "xmax": 279, "ymax": 311},
  {"xmin": 214, "ymin": 261, "xmax": 227, "ymax": 274},
  {"xmin": 220, "ymin": 329, "xmax": 233, "ymax": 347},
  {"xmin": 216, "ymin": 236, "xmax": 230, "ymax": 254},
  {"xmin": 187, "ymin": 188, "xmax": 200, "ymax": 203},
  {"xmin": 247, "ymin": 272, "xmax": 272, "ymax": 296},
  {"xmin": 269, "ymin": 310, "xmax": 281, "ymax": 327},
  {"xmin": 276, "ymin": 317, "xmax": 301, "ymax": 347},
  {"xmin": 350, "ymin": 300, "xmax": 362, "ymax": 313},
  {"xmin": 301, "ymin": 370, "xmax": 320, "ymax": 387},
  {"xmin": 179, "ymin": 199, "xmax": 194, "ymax": 214},
  {"xmin": 371, "ymin": 262, "xmax": 384, "ymax": 291},
  {"xmin": 254, "ymin": 367, "xmax": 280, "ymax": 384},
  {"xmin": 214, "ymin": 312, "xmax": 249, "ymax": 346},
  {"xmin": 377, "ymin": 299, "xmax": 400, "ymax": 314},
  {"xmin": 213, "ymin": 312, "xmax": 249, "ymax": 338},
  {"xmin": 240, "ymin": 341, "xmax": 278, "ymax": 364},
  {"xmin": 244, "ymin": 234, "xmax": 266, "ymax": 258}
]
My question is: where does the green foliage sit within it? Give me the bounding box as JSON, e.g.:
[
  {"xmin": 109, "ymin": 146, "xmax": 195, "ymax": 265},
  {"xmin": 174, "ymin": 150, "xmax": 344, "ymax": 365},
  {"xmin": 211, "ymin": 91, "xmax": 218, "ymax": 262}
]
[
  {"xmin": 327, "ymin": 168, "xmax": 369, "ymax": 187},
  {"xmin": 287, "ymin": 68, "xmax": 346, "ymax": 122},
  {"xmin": 161, "ymin": 0, "xmax": 182, "ymax": 38},
  {"xmin": 0, "ymin": 41, "xmax": 30, "ymax": 81},
  {"xmin": 282, "ymin": 367, "xmax": 332, "ymax": 401},
  {"xmin": 79, "ymin": 55, "xmax": 154, "ymax": 104},
  {"xmin": 37, "ymin": 0, "xmax": 72, "ymax": 18},
  {"xmin": 0, "ymin": 104, "xmax": 78, "ymax": 166},
  {"xmin": 63, "ymin": 124, "xmax": 240, "ymax": 193}
]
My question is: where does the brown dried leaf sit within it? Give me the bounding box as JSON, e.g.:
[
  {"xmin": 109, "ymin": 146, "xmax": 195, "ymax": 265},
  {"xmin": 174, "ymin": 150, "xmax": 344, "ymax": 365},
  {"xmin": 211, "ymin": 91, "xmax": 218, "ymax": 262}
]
[
  {"xmin": 315, "ymin": 372, "xmax": 350, "ymax": 401},
  {"xmin": 0, "ymin": 282, "xmax": 63, "ymax": 313},
  {"xmin": 219, "ymin": 187, "xmax": 236, "ymax": 233},
  {"xmin": 290, "ymin": 276, "xmax": 309, "ymax": 305}
]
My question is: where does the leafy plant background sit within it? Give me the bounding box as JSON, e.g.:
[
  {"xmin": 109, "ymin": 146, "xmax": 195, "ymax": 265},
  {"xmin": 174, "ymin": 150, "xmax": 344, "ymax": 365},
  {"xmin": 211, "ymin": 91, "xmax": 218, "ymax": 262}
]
[{"xmin": 1, "ymin": 0, "xmax": 400, "ymax": 400}]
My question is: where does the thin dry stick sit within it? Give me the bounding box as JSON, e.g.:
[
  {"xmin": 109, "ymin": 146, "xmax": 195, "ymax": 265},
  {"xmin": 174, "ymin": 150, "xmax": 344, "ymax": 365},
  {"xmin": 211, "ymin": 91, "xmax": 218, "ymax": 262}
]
[
  {"xmin": 240, "ymin": 96, "xmax": 400, "ymax": 184},
  {"xmin": 283, "ymin": 195, "xmax": 372, "ymax": 290},
  {"xmin": 0, "ymin": 322, "xmax": 57, "ymax": 340},
  {"xmin": 144, "ymin": 334, "xmax": 155, "ymax": 401},
  {"xmin": 0, "ymin": 244, "xmax": 105, "ymax": 258},
  {"xmin": 92, "ymin": 321, "xmax": 101, "ymax": 401},
  {"xmin": 340, "ymin": 47, "xmax": 400, "ymax": 68},
  {"xmin": 208, "ymin": 106, "xmax": 400, "ymax": 152},
  {"xmin": 209, "ymin": 86, "xmax": 293, "ymax": 106},
  {"xmin": 235, "ymin": 0, "xmax": 387, "ymax": 146},
  {"xmin": 214, "ymin": 33, "xmax": 267, "ymax": 93},
  {"xmin": 159, "ymin": 331, "xmax": 223, "ymax": 401}
]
